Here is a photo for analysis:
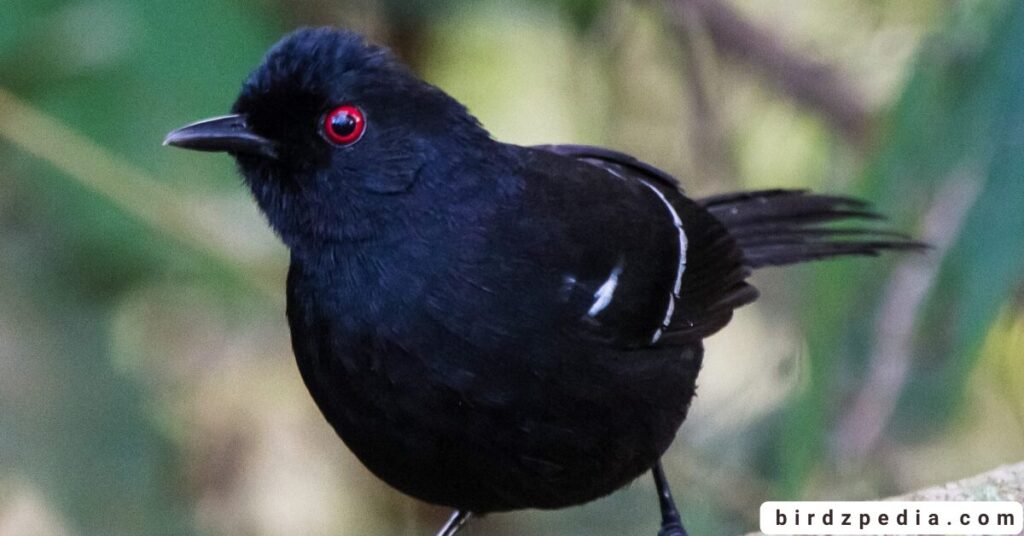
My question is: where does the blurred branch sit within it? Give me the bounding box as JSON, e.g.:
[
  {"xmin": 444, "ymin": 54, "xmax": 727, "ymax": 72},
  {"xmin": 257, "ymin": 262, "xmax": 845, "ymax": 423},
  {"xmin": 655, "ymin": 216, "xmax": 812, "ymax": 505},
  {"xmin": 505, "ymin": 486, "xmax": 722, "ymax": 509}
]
[
  {"xmin": 0, "ymin": 86, "xmax": 280, "ymax": 300},
  {"xmin": 834, "ymin": 169, "xmax": 984, "ymax": 464},
  {"xmin": 743, "ymin": 461, "xmax": 1024, "ymax": 535},
  {"xmin": 893, "ymin": 462, "xmax": 1024, "ymax": 501},
  {"xmin": 673, "ymin": 0, "xmax": 736, "ymax": 186},
  {"xmin": 663, "ymin": 0, "xmax": 870, "ymax": 142}
]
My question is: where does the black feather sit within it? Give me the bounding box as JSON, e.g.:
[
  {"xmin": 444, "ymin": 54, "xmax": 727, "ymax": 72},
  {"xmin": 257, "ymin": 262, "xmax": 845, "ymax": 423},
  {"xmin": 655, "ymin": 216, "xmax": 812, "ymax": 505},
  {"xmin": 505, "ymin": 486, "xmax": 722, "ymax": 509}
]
[{"xmin": 702, "ymin": 189, "xmax": 926, "ymax": 268}]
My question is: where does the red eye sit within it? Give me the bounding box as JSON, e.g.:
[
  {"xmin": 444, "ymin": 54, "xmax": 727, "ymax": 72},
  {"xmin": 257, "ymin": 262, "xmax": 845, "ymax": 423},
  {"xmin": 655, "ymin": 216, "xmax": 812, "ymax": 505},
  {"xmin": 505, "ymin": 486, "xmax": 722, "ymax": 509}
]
[{"xmin": 322, "ymin": 105, "xmax": 366, "ymax": 145}]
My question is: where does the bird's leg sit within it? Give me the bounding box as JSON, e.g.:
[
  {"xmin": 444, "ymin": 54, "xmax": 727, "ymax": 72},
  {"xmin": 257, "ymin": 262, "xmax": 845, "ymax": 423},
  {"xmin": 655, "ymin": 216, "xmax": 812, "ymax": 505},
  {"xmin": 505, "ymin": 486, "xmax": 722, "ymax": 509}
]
[
  {"xmin": 436, "ymin": 510, "xmax": 472, "ymax": 536},
  {"xmin": 652, "ymin": 461, "xmax": 689, "ymax": 536}
]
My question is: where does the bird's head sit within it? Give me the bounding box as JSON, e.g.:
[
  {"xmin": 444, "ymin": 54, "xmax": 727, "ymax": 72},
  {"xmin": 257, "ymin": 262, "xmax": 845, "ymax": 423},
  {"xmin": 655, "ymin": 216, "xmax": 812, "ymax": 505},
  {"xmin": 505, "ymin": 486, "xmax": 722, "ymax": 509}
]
[{"xmin": 165, "ymin": 27, "xmax": 493, "ymax": 248}]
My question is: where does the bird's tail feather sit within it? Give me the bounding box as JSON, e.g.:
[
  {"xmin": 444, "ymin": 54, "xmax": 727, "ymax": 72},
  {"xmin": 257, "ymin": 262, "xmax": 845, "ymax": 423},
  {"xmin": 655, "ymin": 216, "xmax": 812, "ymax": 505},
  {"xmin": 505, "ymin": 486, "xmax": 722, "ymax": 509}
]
[{"xmin": 700, "ymin": 189, "xmax": 925, "ymax": 268}]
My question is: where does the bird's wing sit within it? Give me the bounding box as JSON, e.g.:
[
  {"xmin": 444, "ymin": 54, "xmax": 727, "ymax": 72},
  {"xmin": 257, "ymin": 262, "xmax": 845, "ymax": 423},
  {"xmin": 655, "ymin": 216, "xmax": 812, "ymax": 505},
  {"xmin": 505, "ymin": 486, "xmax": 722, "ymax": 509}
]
[
  {"xmin": 534, "ymin": 144, "xmax": 759, "ymax": 345},
  {"xmin": 422, "ymin": 144, "xmax": 757, "ymax": 353},
  {"xmin": 532, "ymin": 144, "xmax": 682, "ymax": 190}
]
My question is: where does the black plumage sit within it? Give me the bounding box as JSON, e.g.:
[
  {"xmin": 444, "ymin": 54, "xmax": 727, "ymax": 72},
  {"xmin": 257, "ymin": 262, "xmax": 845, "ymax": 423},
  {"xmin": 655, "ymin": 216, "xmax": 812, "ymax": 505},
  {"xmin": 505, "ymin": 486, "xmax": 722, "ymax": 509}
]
[{"xmin": 165, "ymin": 27, "xmax": 922, "ymax": 536}]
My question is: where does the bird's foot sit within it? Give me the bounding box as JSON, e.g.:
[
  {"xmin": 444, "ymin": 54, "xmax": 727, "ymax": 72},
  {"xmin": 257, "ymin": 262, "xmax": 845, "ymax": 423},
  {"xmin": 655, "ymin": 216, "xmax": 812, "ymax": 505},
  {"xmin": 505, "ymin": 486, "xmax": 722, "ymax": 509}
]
[
  {"xmin": 652, "ymin": 460, "xmax": 689, "ymax": 536},
  {"xmin": 436, "ymin": 510, "xmax": 472, "ymax": 536},
  {"xmin": 657, "ymin": 520, "xmax": 689, "ymax": 536}
]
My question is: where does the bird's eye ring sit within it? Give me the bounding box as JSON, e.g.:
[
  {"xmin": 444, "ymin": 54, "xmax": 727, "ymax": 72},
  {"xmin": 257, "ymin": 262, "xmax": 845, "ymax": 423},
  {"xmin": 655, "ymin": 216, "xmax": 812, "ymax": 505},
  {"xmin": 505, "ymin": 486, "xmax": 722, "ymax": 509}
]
[{"xmin": 322, "ymin": 105, "xmax": 366, "ymax": 146}]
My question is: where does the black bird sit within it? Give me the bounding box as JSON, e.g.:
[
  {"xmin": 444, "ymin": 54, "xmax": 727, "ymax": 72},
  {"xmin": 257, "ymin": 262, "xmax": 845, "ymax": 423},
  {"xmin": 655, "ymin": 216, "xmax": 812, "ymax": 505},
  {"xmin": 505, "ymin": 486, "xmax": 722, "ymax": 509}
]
[{"xmin": 165, "ymin": 27, "xmax": 920, "ymax": 536}]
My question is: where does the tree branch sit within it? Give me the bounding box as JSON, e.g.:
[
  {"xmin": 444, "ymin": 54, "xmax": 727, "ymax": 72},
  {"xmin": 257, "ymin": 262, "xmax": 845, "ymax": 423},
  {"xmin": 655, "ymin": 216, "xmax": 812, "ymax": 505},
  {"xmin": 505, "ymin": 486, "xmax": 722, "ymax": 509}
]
[
  {"xmin": 664, "ymin": 0, "xmax": 871, "ymax": 142},
  {"xmin": 744, "ymin": 462, "xmax": 1024, "ymax": 535}
]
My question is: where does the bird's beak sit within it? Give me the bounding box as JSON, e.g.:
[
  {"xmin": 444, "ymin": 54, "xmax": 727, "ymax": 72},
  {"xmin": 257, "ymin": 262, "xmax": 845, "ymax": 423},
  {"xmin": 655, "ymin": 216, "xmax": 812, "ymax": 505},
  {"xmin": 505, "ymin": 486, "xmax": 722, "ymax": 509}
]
[{"xmin": 163, "ymin": 114, "xmax": 278, "ymax": 159}]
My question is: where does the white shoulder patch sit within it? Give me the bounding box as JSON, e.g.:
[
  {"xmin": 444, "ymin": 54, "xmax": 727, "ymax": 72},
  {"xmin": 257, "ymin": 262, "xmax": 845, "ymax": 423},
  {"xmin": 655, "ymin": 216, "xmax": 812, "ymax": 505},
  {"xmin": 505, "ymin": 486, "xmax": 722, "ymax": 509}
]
[{"xmin": 588, "ymin": 263, "xmax": 623, "ymax": 317}]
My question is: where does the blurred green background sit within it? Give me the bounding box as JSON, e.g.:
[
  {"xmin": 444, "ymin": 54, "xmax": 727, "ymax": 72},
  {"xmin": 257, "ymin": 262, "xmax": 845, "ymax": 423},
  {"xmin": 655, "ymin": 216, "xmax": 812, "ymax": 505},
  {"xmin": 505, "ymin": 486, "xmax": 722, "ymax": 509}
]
[{"xmin": 1, "ymin": 0, "xmax": 1023, "ymax": 534}]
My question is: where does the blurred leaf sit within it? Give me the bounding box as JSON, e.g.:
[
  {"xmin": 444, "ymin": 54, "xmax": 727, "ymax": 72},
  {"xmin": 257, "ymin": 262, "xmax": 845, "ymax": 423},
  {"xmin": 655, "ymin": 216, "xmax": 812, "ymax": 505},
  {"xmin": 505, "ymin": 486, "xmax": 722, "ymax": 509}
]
[
  {"xmin": 777, "ymin": 0, "xmax": 1024, "ymax": 495},
  {"xmin": 0, "ymin": 88, "xmax": 280, "ymax": 300},
  {"xmin": 864, "ymin": 0, "xmax": 1024, "ymax": 431},
  {"xmin": 0, "ymin": 1, "xmax": 280, "ymax": 534},
  {"xmin": 381, "ymin": 0, "xmax": 607, "ymax": 32}
]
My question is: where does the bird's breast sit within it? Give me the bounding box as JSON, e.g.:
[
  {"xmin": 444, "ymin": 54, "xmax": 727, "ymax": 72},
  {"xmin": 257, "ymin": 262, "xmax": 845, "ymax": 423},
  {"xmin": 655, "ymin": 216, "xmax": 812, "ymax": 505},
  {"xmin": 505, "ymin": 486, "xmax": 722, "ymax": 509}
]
[{"xmin": 282, "ymin": 234, "xmax": 703, "ymax": 512}]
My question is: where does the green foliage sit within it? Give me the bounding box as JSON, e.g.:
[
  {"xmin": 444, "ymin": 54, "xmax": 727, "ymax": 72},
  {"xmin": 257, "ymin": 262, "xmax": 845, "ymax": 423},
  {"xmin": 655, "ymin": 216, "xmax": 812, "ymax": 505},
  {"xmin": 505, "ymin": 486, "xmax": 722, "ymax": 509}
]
[
  {"xmin": 779, "ymin": 0, "xmax": 1024, "ymax": 495},
  {"xmin": 0, "ymin": 1, "xmax": 277, "ymax": 535}
]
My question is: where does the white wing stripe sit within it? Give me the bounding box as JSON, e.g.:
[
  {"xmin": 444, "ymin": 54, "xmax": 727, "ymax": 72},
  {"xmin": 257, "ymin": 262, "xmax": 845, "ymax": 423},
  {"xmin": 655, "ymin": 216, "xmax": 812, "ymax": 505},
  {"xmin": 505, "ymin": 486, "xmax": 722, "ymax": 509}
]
[{"xmin": 638, "ymin": 180, "xmax": 688, "ymax": 341}]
